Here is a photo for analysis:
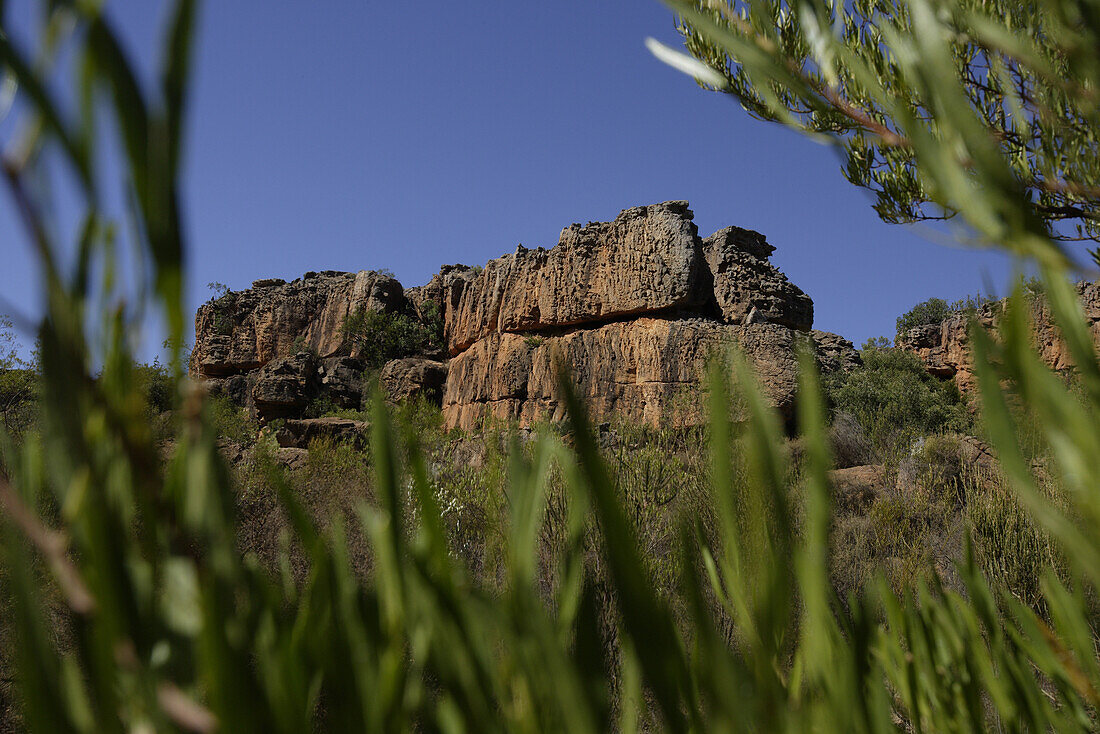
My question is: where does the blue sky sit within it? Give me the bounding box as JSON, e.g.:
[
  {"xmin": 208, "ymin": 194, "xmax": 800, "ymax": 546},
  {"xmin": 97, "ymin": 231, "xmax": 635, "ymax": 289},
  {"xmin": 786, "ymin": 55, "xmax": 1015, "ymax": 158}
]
[{"xmin": 1, "ymin": 1, "xmax": 1026, "ymax": 357}]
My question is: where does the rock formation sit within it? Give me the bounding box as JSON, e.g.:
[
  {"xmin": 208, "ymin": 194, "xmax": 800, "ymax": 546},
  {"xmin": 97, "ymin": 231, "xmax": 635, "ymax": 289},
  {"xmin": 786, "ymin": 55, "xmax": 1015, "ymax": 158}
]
[
  {"xmin": 190, "ymin": 201, "xmax": 858, "ymax": 430},
  {"xmin": 897, "ymin": 281, "xmax": 1100, "ymax": 393}
]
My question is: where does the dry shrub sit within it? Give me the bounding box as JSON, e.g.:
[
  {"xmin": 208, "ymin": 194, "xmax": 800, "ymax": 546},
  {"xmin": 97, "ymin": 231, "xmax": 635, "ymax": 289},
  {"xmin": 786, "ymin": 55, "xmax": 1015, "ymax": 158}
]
[{"xmin": 828, "ymin": 411, "xmax": 875, "ymax": 468}]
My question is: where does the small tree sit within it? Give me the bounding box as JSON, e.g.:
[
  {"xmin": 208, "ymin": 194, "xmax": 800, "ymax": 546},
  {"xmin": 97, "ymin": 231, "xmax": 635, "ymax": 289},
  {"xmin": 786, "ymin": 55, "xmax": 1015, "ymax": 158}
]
[
  {"xmin": 341, "ymin": 306, "xmax": 443, "ymax": 370},
  {"xmin": 895, "ymin": 297, "xmax": 951, "ymax": 340},
  {"xmin": 206, "ymin": 281, "xmax": 230, "ymax": 300},
  {"xmin": 656, "ymin": 0, "xmax": 1100, "ymax": 264}
]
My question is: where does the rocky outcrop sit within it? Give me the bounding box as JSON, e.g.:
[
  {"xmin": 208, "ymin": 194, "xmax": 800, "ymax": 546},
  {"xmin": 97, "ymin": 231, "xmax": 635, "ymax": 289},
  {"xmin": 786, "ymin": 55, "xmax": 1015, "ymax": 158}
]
[
  {"xmin": 191, "ymin": 201, "xmax": 854, "ymax": 430},
  {"xmin": 811, "ymin": 330, "xmax": 861, "ymax": 374},
  {"xmin": 435, "ymin": 202, "xmax": 705, "ymax": 355},
  {"xmin": 251, "ymin": 353, "xmax": 320, "ymax": 420},
  {"xmin": 190, "ymin": 270, "xmax": 405, "ymax": 379},
  {"xmin": 897, "ymin": 282, "xmax": 1100, "ymax": 393}
]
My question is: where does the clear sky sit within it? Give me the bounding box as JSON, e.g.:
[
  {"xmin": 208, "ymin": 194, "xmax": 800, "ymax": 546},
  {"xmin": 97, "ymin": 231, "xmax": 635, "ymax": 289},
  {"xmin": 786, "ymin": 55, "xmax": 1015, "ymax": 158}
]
[{"xmin": 2, "ymin": 0, "xmax": 1029, "ymax": 357}]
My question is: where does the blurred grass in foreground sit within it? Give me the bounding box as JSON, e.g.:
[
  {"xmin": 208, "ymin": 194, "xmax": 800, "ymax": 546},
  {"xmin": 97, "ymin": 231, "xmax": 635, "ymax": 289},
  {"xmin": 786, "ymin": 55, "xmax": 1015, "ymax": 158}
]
[{"xmin": 2, "ymin": 1, "xmax": 1100, "ymax": 731}]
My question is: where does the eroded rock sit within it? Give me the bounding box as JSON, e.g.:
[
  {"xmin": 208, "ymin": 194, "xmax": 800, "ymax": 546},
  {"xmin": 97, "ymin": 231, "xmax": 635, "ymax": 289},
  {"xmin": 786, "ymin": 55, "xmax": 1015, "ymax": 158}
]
[
  {"xmin": 252, "ymin": 352, "xmax": 320, "ymax": 420},
  {"xmin": 192, "ymin": 201, "xmax": 837, "ymax": 431},
  {"xmin": 191, "ymin": 270, "xmax": 405, "ymax": 378},
  {"xmin": 810, "ymin": 330, "xmax": 861, "ymax": 375},
  {"xmin": 442, "ymin": 318, "xmax": 802, "ymax": 430},
  {"xmin": 441, "ymin": 201, "xmax": 705, "ymax": 354},
  {"xmin": 702, "ymin": 226, "xmax": 813, "ymax": 330}
]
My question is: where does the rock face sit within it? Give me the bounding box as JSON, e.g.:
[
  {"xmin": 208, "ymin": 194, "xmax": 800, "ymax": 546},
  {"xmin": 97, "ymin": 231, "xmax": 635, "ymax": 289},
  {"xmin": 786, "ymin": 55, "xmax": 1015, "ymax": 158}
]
[
  {"xmin": 191, "ymin": 201, "xmax": 858, "ymax": 430},
  {"xmin": 441, "ymin": 319, "xmax": 806, "ymax": 430},
  {"xmin": 190, "ymin": 270, "xmax": 405, "ymax": 379},
  {"xmin": 897, "ymin": 282, "xmax": 1100, "ymax": 393},
  {"xmin": 251, "ymin": 353, "xmax": 320, "ymax": 420}
]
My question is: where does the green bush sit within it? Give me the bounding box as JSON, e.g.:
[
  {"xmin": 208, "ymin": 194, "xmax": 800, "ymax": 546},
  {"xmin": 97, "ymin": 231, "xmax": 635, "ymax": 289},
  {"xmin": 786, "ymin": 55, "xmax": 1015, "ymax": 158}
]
[
  {"xmin": 825, "ymin": 346, "xmax": 970, "ymax": 461},
  {"xmin": 206, "ymin": 395, "xmax": 260, "ymax": 445},
  {"xmin": 0, "ymin": 318, "xmax": 38, "ymax": 439},
  {"xmin": 895, "ymin": 297, "xmax": 951, "ymax": 340},
  {"xmin": 342, "ymin": 306, "xmax": 442, "ymax": 370},
  {"xmin": 135, "ymin": 358, "xmax": 175, "ymax": 415}
]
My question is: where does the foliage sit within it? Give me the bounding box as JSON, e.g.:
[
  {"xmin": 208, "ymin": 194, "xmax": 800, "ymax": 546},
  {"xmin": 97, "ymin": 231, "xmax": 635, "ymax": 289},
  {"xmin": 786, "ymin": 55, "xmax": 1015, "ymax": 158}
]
[
  {"xmin": 895, "ymin": 297, "xmax": 952, "ymax": 339},
  {"xmin": 663, "ymin": 0, "xmax": 1100, "ymax": 258},
  {"xmin": 204, "ymin": 395, "xmax": 259, "ymax": 446},
  {"xmin": 341, "ymin": 306, "xmax": 442, "ymax": 370},
  {"xmin": 206, "ymin": 281, "xmax": 229, "ymax": 300},
  {"xmin": 965, "ymin": 470, "xmax": 1069, "ymax": 613},
  {"xmin": 825, "ymin": 345, "xmax": 970, "ymax": 460},
  {"xmin": 861, "ymin": 335, "xmax": 890, "ymax": 350},
  {"xmin": 0, "ymin": 317, "xmax": 36, "ymax": 438},
  {"xmin": 896, "ymin": 293, "xmax": 1002, "ymax": 340},
  {"xmin": 5, "ymin": 1, "xmax": 1100, "ymax": 733},
  {"xmin": 135, "ymin": 358, "xmax": 176, "ymax": 415}
]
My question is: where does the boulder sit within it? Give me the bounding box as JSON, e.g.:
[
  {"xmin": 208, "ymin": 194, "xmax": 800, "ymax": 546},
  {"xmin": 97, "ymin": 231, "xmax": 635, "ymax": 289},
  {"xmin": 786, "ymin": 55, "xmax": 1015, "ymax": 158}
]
[
  {"xmin": 274, "ymin": 447, "xmax": 310, "ymax": 470},
  {"xmin": 442, "ymin": 318, "xmax": 802, "ymax": 430},
  {"xmin": 252, "ymin": 352, "xmax": 320, "ymax": 420},
  {"xmin": 274, "ymin": 417, "xmax": 369, "ymax": 449},
  {"xmin": 202, "ymin": 372, "xmax": 258, "ymax": 409},
  {"xmin": 829, "ymin": 465, "xmax": 887, "ymax": 514},
  {"xmin": 701, "ymin": 226, "xmax": 813, "ymax": 330},
  {"xmin": 810, "ymin": 330, "xmax": 861, "ymax": 375},
  {"xmin": 320, "ymin": 356, "xmax": 365, "ymax": 410},
  {"xmin": 380, "ymin": 357, "xmax": 448, "ymax": 405}
]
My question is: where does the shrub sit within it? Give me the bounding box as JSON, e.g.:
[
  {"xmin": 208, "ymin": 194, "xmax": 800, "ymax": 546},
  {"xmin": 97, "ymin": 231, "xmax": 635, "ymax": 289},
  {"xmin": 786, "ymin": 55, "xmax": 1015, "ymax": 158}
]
[
  {"xmin": 342, "ymin": 307, "xmax": 442, "ymax": 370},
  {"xmin": 825, "ymin": 346, "xmax": 970, "ymax": 462},
  {"xmin": 0, "ymin": 319, "xmax": 38, "ymax": 439},
  {"xmin": 206, "ymin": 395, "xmax": 260, "ymax": 445},
  {"xmin": 895, "ymin": 297, "xmax": 951, "ymax": 340},
  {"xmin": 135, "ymin": 358, "xmax": 175, "ymax": 415},
  {"xmin": 827, "ymin": 411, "xmax": 874, "ymax": 468}
]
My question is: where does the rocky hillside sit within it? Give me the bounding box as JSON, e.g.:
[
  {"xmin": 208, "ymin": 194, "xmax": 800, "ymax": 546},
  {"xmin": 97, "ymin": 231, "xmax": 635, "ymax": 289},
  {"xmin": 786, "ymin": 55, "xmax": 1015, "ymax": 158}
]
[
  {"xmin": 897, "ymin": 281, "xmax": 1100, "ymax": 393},
  {"xmin": 190, "ymin": 201, "xmax": 858, "ymax": 428}
]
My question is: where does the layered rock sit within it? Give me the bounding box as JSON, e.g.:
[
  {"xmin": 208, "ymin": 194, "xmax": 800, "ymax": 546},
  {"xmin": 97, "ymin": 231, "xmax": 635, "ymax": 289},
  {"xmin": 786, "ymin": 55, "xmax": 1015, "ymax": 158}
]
[
  {"xmin": 407, "ymin": 202, "xmax": 814, "ymax": 356},
  {"xmin": 430, "ymin": 202, "xmax": 705, "ymax": 355},
  {"xmin": 191, "ymin": 201, "xmax": 854, "ymax": 430},
  {"xmin": 897, "ymin": 282, "xmax": 1100, "ymax": 393},
  {"xmin": 442, "ymin": 319, "xmax": 808, "ymax": 430}
]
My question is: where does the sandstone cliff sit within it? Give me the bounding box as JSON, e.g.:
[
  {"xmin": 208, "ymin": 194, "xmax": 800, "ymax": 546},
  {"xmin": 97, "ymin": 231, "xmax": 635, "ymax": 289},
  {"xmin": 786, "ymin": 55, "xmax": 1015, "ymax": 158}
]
[
  {"xmin": 190, "ymin": 201, "xmax": 857, "ymax": 429},
  {"xmin": 897, "ymin": 281, "xmax": 1100, "ymax": 393}
]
